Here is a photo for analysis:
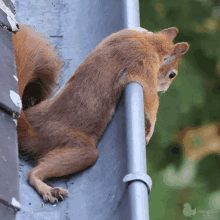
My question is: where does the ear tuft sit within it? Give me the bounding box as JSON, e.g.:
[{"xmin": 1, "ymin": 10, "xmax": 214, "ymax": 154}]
[
  {"xmin": 175, "ymin": 42, "xmax": 189, "ymax": 55},
  {"xmin": 172, "ymin": 42, "xmax": 189, "ymax": 58},
  {"xmin": 160, "ymin": 27, "xmax": 178, "ymax": 41}
]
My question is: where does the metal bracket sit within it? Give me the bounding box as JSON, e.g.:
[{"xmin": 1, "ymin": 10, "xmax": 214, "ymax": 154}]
[{"xmin": 123, "ymin": 172, "xmax": 152, "ymax": 195}]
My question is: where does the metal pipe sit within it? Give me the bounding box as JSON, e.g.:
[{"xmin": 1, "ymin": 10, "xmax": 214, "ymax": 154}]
[
  {"xmin": 123, "ymin": 0, "xmax": 140, "ymax": 29},
  {"xmin": 123, "ymin": 0, "xmax": 152, "ymax": 219},
  {"xmin": 124, "ymin": 83, "xmax": 152, "ymax": 220}
]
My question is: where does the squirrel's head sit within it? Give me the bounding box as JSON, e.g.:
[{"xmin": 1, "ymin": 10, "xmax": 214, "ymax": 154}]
[{"xmin": 155, "ymin": 27, "xmax": 189, "ymax": 92}]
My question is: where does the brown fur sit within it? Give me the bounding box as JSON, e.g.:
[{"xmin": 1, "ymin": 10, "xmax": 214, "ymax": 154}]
[
  {"xmin": 14, "ymin": 25, "xmax": 189, "ymax": 203},
  {"xmin": 13, "ymin": 24, "xmax": 63, "ymax": 137},
  {"xmin": 13, "ymin": 25, "xmax": 63, "ymax": 103}
]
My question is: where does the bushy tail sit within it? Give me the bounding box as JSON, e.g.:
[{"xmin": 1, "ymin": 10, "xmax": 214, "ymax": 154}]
[{"xmin": 12, "ymin": 24, "xmax": 64, "ymax": 110}]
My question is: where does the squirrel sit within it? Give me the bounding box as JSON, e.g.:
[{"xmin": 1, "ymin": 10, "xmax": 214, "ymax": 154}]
[{"xmin": 14, "ymin": 24, "xmax": 189, "ymax": 203}]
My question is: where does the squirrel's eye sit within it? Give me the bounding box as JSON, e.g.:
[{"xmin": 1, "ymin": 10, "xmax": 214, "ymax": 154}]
[
  {"xmin": 169, "ymin": 71, "xmax": 176, "ymax": 79},
  {"xmin": 164, "ymin": 57, "xmax": 168, "ymax": 61}
]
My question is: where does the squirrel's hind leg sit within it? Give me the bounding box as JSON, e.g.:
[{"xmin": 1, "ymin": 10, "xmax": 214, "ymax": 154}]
[{"xmin": 27, "ymin": 140, "xmax": 98, "ymax": 203}]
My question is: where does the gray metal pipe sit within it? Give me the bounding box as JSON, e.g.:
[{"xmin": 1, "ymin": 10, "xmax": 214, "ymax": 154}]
[
  {"xmin": 123, "ymin": 0, "xmax": 140, "ymax": 28},
  {"xmin": 124, "ymin": 83, "xmax": 152, "ymax": 220},
  {"xmin": 123, "ymin": 0, "xmax": 152, "ymax": 219}
]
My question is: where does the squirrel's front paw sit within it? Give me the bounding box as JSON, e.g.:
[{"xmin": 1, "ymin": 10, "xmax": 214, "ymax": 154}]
[
  {"xmin": 145, "ymin": 118, "xmax": 156, "ymax": 144},
  {"xmin": 145, "ymin": 130, "xmax": 154, "ymax": 144}
]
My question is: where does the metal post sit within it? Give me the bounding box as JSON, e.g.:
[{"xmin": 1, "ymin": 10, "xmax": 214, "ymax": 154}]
[
  {"xmin": 124, "ymin": 83, "xmax": 152, "ymax": 220},
  {"xmin": 123, "ymin": 0, "xmax": 152, "ymax": 219},
  {"xmin": 123, "ymin": 0, "xmax": 140, "ymax": 29}
]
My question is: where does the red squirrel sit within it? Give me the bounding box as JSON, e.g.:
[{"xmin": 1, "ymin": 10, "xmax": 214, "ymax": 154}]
[{"xmin": 13, "ymin": 24, "xmax": 189, "ymax": 203}]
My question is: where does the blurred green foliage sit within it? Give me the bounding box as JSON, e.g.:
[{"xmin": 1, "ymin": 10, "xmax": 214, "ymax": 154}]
[{"xmin": 140, "ymin": 0, "xmax": 220, "ymax": 219}]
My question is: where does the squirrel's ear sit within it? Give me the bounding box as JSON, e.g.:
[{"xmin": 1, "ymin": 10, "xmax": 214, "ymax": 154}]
[
  {"xmin": 160, "ymin": 27, "xmax": 178, "ymax": 41},
  {"xmin": 173, "ymin": 42, "xmax": 189, "ymax": 57}
]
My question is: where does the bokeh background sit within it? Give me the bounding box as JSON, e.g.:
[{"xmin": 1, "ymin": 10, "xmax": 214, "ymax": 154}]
[{"xmin": 139, "ymin": 0, "xmax": 220, "ymax": 219}]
